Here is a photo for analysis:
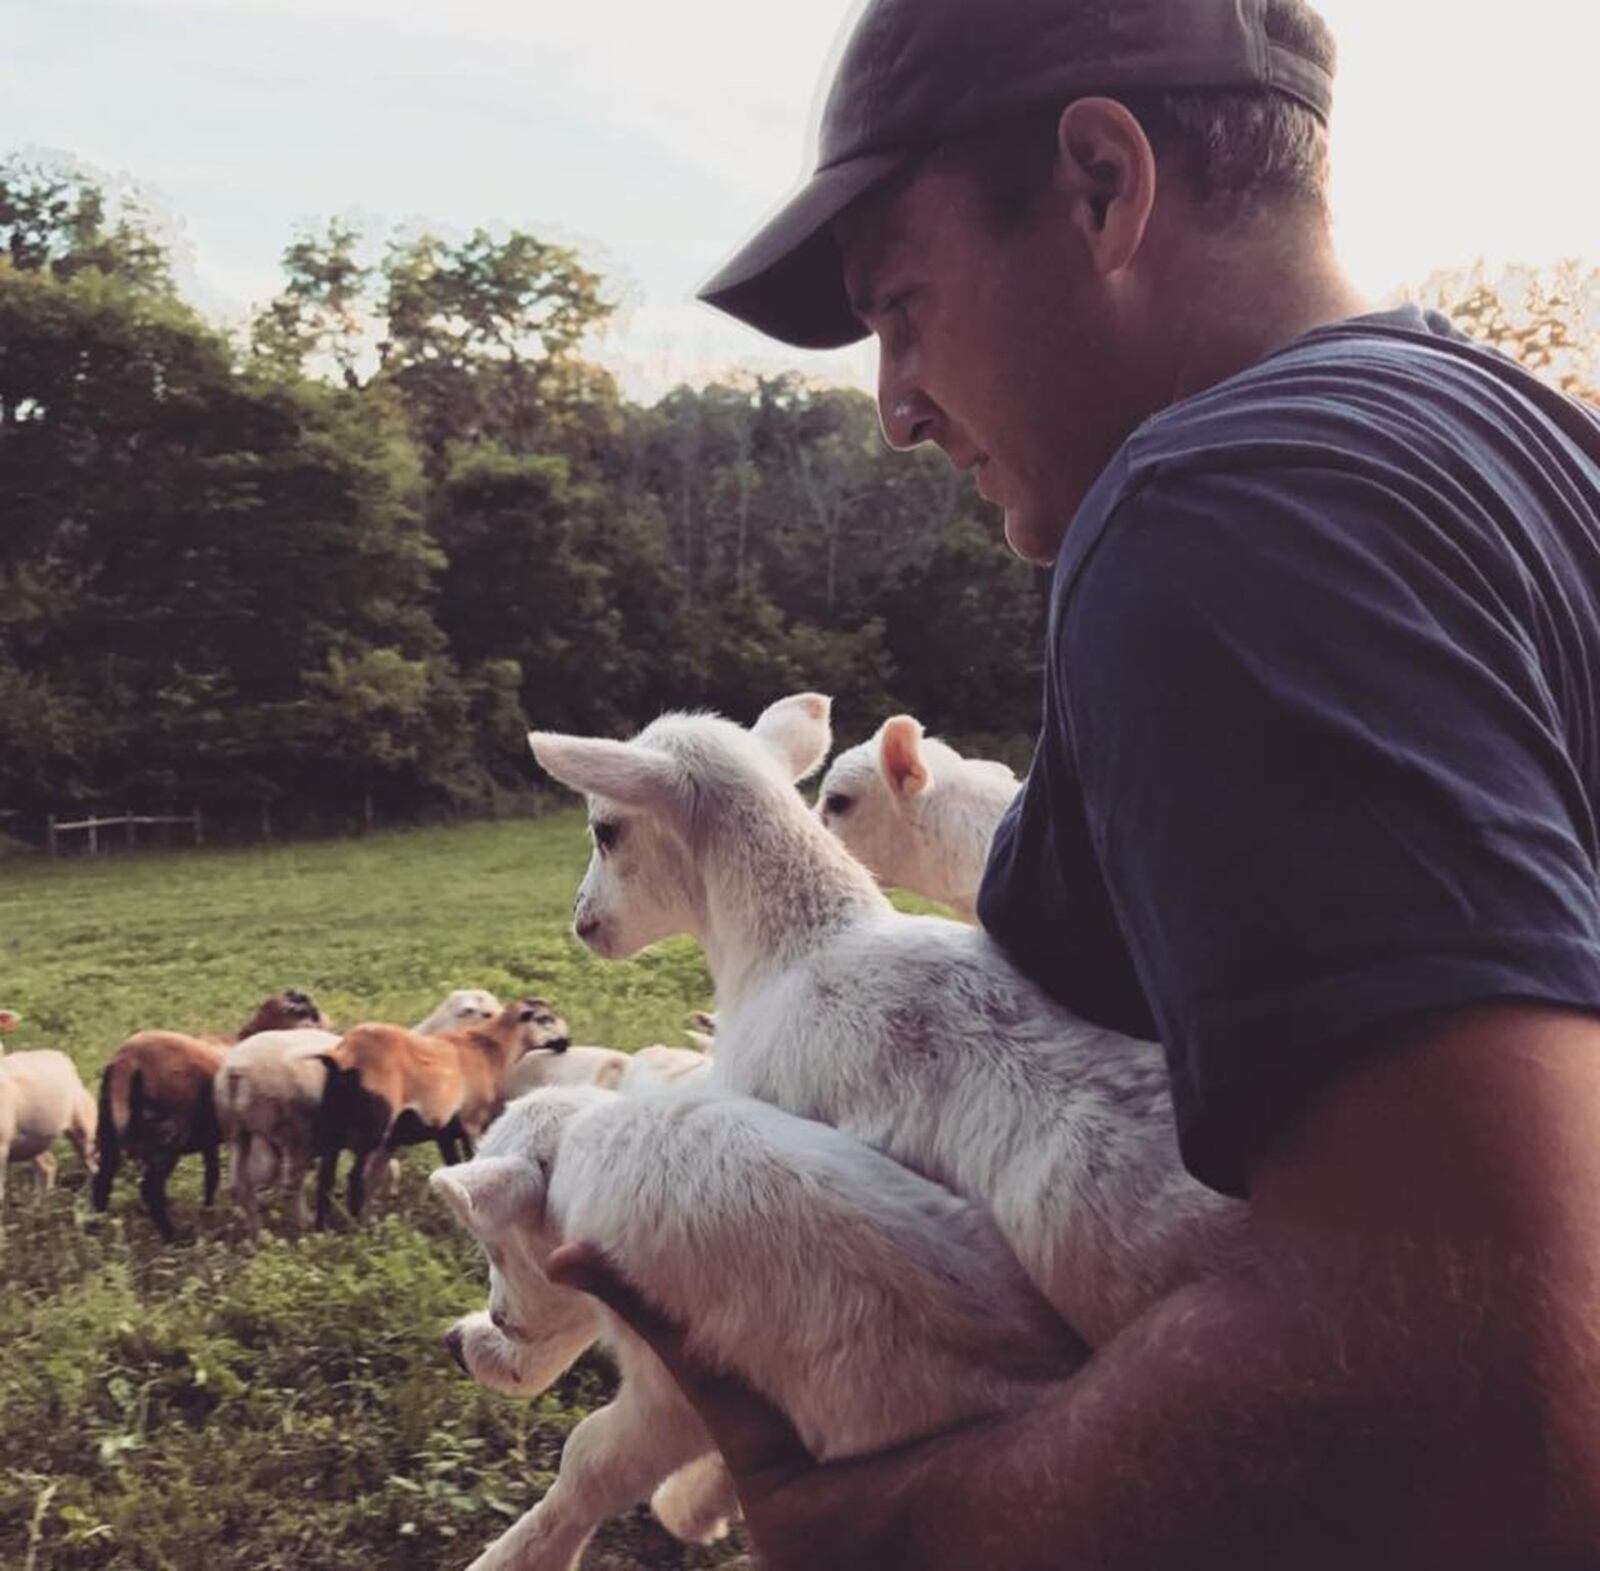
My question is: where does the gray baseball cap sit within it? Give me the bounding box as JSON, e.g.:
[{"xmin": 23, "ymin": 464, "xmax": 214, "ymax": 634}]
[{"xmin": 699, "ymin": 0, "xmax": 1335, "ymax": 349}]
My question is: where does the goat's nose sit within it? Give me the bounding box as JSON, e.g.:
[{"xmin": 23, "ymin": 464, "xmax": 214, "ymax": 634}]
[
  {"xmin": 574, "ymin": 916, "xmax": 600, "ymax": 941},
  {"xmin": 443, "ymin": 1324, "xmax": 469, "ymax": 1375}
]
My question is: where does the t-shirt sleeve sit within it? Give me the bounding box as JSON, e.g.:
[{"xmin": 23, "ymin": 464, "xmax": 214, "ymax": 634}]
[{"xmin": 1062, "ymin": 464, "xmax": 1600, "ymax": 1195}]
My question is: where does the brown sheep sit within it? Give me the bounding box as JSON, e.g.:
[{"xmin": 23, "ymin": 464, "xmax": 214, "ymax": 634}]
[
  {"xmin": 314, "ymin": 998, "xmax": 568, "ymax": 1228},
  {"xmin": 92, "ymin": 990, "xmax": 328, "ymax": 1240}
]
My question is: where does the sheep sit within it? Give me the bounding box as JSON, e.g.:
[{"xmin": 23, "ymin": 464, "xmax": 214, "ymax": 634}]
[
  {"xmin": 815, "ymin": 714, "xmax": 1019, "ymax": 919},
  {"xmin": 528, "ymin": 695, "xmax": 1249, "ymax": 1350},
  {"xmin": 92, "ymin": 990, "xmax": 328, "ymax": 1241},
  {"xmin": 314, "ymin": 997, "xmax": 568, "ymax": 1228},
  {"xmin": 499, "ymin": 1040, "xmax": 710, "ymax": 1101},
  {"xmin": 217, "ymin": 989, "xmax": 505, "ymax": 1231},
  {"xmin": 434, "ymin": 1083, "xmax": 1083, "ymax": 1571},
  {"xmin": 0, "ymin": 1040, "xmax": 98, "ymax": 1206}
]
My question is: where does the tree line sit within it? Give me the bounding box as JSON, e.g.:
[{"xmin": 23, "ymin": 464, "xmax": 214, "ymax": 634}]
[
  {"xmin": 2, "ymin": 156, "xmax": 1591, "ymax": 844},
  {"xmin": 0, "ymin": 157, "xmax": 1045, "ymax": 840}
]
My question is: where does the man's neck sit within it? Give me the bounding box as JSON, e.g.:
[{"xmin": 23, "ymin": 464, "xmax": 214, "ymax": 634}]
[{"xmin": 1161, "ymin": 221, "xmax": 1370, "ymax": 404}]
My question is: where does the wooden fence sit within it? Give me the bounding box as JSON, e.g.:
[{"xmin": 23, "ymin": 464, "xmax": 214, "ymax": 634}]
[{"xmin": 46, "ymin": 808, "xmax": 204, "ymax": 857}]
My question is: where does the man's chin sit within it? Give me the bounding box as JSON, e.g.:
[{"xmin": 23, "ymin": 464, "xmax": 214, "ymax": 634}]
[{"xmin": 1002, "ymin": 507, "xmax": 1065, "ymax": 568}]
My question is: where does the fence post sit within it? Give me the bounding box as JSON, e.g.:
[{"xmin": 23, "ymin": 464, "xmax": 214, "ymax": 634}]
[
  {"xmin": 127, "ymin": 808, "xmax": 137, "ymax": 851},
  {"xmin": 46, "ymin": 814, "xmax": 56, "ymax": 858},
  {"xmin": 192, "ymin": 806, "xmax": 204, "ymax": 847},
  {"xmin": 88, "ymin": 818, "xmax": 99, "ymax": 857}
]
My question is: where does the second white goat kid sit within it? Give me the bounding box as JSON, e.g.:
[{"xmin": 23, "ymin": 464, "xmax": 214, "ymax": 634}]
[
  {"xmin": 529, "ymin": 695, "xmax": 1248, "ymax": 1348},
  {"xmin": 434, "ymin": 1083, "xmax": 1081, "ymax": 1571},
  {"xmin": 816, "ymin": 714, "xmax": 1020, "ymax": 918}
]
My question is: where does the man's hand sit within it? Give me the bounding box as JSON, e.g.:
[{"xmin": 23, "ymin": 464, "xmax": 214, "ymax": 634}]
[{"xmin": 547, "ymin": 1240, "xmax": 988, "ymax": 1569}]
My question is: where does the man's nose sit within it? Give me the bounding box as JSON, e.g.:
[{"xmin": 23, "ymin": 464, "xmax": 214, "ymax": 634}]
[{"xmin": 878, "ymin": 381, "xmax": 937, "ymax": 451}]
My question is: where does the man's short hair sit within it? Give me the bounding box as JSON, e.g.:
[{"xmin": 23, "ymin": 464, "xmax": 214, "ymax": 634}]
[{"xmin": 940, "ymin": 0, "xmax": 1337, "ymax": 225}]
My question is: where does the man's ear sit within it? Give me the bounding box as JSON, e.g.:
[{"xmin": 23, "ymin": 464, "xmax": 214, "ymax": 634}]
[
  {"xmin": 1052, "ymin": 97, "xmax": 1157, "ymax": 274},
  {"xmin": 751, "ymin": 693, "xmax": 833, "ymax": 783},
  {"xmin": 878, "ymin": 715, "xmax": 931, "ymax": 802},
  {"xmin": 529, "ymin": 733, "xmax": 685, "ymax": 819},
  {"xmin": 430, "ymin": 1155, "xmax": 546, "ymax": 1237}
]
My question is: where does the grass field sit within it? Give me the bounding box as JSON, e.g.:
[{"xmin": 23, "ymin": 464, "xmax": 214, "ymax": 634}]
[{"xmin": 0, "ymin": 814, "xmax": 752, "ymax": 1571}]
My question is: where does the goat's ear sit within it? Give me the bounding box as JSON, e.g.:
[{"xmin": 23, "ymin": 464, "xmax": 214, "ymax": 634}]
[
  {"xmin": 878, "ymin": 715, "xmax": 931, "ymax": 801},
  {"xmin": 752, "ymin": 693, "xmax": 832, "ymax": 782},
  {"xmin": 529, "ymin": 733, "xmax": 684, "ymax": 817},
  {"xmin": 430, "ymin": 1156, "xmax": 545, "ymax": 1238}
]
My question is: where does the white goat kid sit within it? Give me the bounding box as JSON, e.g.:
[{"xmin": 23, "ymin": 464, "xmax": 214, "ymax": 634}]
[
  {"xmin": 529, "ymin": 696, "xmax": 1248, "ymax": 1348},
  {"xmin": 816, "ymin": 714, "xmax": 1020, "ymax": 918},
  {"xmin": 435, "ymin": 1083, "xmax": 1081, "ymax": 1571}
]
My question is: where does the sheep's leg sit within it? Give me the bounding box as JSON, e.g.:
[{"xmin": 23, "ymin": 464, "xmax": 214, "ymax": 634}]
[
  {"xmin": 68, "ymin": 1103, "xmax": 97, "ymax": 1177},
  {"xmin": 140, "ymin": 1153, "xmax": 179, "ymax": 1242},
  {"xmin": 315, "ymin": 1148, "xmax": 339, "ymax": 1230},
  {"xmin": 199, "ymin": 1140, "xmax": 221, "ymax": 1208},
  {"xmin": 231, "ymin": 1134, "xmax": 260, "ymax": 1232},
  {"xmin": 0, "ymin": 1150, "xmax": 8, "ymax": 1208},
  {"xmin": 283, "ymin": 1148, "xmax": 313, "ymax": 1231},
  {"xmin": 349, "ymin": 1144, "xmax": 392, "ymax": 1219},
  {"xmin": 33, "ymin": 1151, "xmax": 58, "ymax": 1195},
  {"xmin": 435, "ymin": 1131, "xmax": 460, "ymax": 1166},
  {"xmin": 466, "ymin": 1381, "xmax": 710, "ymax": 1571}
]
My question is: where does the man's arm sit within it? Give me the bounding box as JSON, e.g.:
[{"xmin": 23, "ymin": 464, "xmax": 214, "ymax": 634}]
[{"xmin": 554, "ymin": 1002, "xmax": 1600, "ymax": 1570}]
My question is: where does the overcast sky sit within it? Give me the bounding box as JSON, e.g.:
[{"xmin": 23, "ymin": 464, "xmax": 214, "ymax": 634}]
[{"xmin": 6, "ymin": 0, "xmax": 1597, "ymax": 401}]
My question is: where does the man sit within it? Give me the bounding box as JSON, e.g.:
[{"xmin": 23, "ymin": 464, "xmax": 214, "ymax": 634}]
[{"xmin": 553, "ymin": 1, "xmax": 1600, "ymax": 1564}]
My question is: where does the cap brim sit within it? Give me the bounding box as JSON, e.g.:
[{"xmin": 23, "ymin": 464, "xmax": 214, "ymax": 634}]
[{"xmin": 697, "ymin": 150, "xmax": 911, "ymax": 351}]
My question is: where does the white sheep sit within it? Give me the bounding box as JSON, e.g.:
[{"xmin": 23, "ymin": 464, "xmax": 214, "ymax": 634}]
[
  {"xmin": 0, "ymin": 1031, "xmax": 98, "ymax": 1205},
  {"xmin": 217, "ymin": 988, "xmax": 505, "ymax": 1230},
  {"xmin": 500, "ymin": 1040, "xmax": 711, "ymax": 1101},
  {"xmin": 815, "ymin": 714, "xmax": 1019, "ymax": 919},
  {"xmin": 529, "ymin": 695, "xmax": 1248, "ymax": 1350},
  {"xmin": 435, "ymin": 1083, "xmax": 1082, "ymax": 1571}
]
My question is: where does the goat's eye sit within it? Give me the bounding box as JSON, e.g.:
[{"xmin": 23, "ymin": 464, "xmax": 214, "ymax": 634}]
[
  {"xmin": 824, "ymin": 793, "xmax": 853, "ymax": 816},
  {"xmin": 592, "ymin": 821, "xmax": 621, "ymax": 852}
]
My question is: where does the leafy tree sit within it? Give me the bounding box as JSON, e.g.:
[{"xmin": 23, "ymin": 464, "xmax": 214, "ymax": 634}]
[
  {"xmin": 0, "ymin": 155, "xmax": 171, "ymax": 294},
  {"xmin": 1412, "ymin": 259, "xmax": 1599, "ymax": 404}
]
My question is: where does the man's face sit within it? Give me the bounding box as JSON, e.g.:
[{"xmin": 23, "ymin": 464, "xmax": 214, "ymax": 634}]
[{"xmin": 835, "ymin": 157, "xmax": 1143, "ymax": 566}]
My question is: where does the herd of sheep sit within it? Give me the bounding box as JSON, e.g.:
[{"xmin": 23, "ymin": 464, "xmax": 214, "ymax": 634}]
[{"xmin": 2, "ymin": 695, "xmax": 1240, "ymax": 1571}]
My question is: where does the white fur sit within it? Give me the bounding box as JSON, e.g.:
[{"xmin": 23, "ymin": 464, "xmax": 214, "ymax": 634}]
[
  {"xmin": 529, "ymin": 696, "xmax": 1248, "ymax": 1349},
  {"xmin": 817, "ymin": 714, "xmax": 1020, "ymax": 919},
  {"xmin": 0, "ymin": 1049, "xmax": 98, "ymax": 1205},
  {"xmin": 436, "ymin": 1084, "xmax": 1081, "ymax": 1570},
  {"xmin": 217, "ymin": 989, "xmax": 503, "ymax": 1229}
]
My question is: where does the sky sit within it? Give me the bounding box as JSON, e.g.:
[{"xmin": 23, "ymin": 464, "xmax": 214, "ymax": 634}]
[{"xmin": 5, "ymin": 0, "xmax": 1597, "ymax": 402}]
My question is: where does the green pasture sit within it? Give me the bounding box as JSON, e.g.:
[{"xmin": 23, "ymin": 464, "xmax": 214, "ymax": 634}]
[{"xmin": 0, "ymin": 815, "xmax": 749, "ymax": 1570}]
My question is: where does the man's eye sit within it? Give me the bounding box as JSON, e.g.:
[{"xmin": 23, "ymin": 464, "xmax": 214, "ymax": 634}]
[
  {"xmin": 824, "ymin": 793, "xmax": 852, "ymax": 816},
  {"xmin": 593, "ymin": 821, "xmax": 621, "ymax": 851}
]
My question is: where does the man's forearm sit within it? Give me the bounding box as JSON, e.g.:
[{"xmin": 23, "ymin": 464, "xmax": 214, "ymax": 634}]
[{"xmin": 747, "ymin": 1244, "xmax": 1598, "ymax": 1571}]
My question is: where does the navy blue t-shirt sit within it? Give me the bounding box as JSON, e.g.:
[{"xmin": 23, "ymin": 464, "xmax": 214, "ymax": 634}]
[{"xmin": 978, "ymin": 305, "xmax": 1600, "ymax": 1197}]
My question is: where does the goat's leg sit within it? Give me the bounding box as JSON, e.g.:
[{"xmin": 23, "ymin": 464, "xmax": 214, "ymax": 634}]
[
  {"xmin": 650, "ymin": 1452, "xmax": 740, "ymax": 1545},
  {"xmin": 465, "ymin": 1377, "xmax": 711, "ymax": 1571},
  {"xmin": 140, "ymin": 1152, "xmax": 179, "ymax": 1242},
  {"xmin": 33, "ymin": 1151, "xmax": 58, "ymax": 1195}
]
